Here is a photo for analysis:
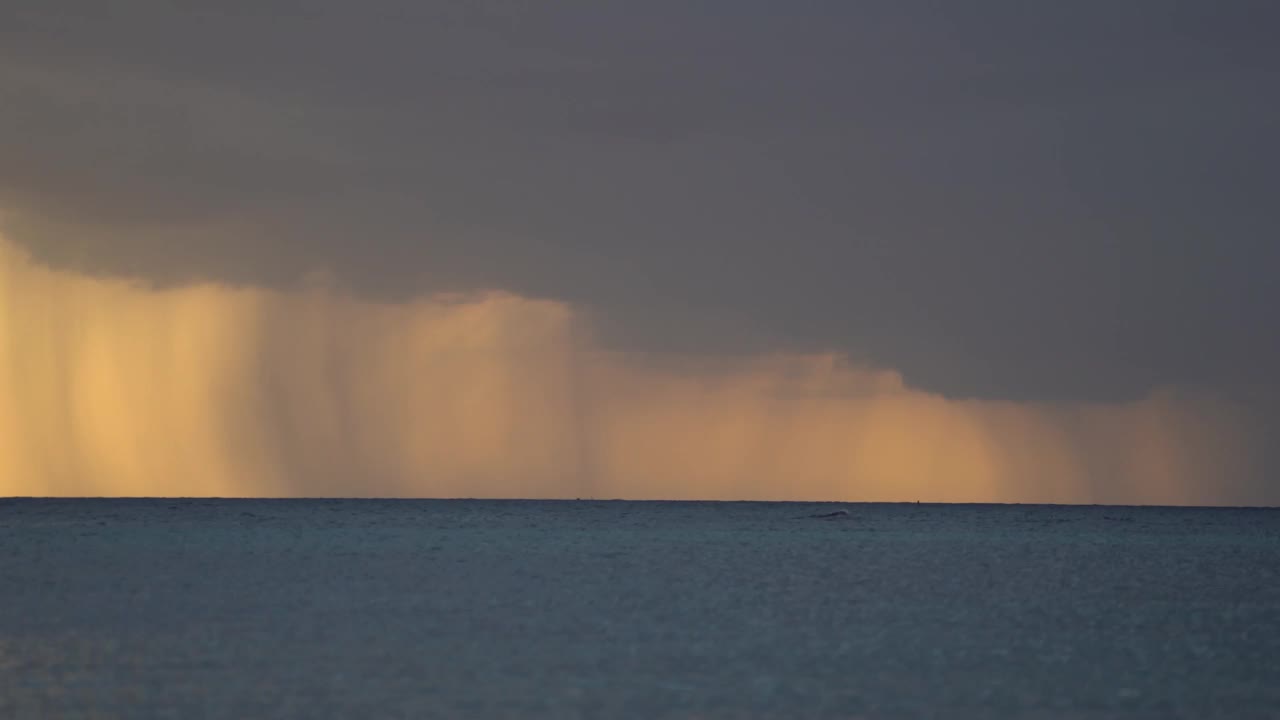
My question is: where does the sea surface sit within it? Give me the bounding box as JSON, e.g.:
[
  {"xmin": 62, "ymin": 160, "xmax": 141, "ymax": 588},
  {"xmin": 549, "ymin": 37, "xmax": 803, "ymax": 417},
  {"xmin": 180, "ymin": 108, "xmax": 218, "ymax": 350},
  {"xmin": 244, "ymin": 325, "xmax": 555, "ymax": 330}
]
[{"xmin": 2, "ymin": 499, "xmax": 1278, "ymax": 719}]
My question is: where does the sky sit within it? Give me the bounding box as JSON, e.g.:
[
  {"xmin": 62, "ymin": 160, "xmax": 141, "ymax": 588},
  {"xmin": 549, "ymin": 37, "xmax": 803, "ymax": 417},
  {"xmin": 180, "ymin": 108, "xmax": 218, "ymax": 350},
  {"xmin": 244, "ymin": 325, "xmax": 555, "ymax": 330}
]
[{"xmin": 1, "ymin": 2, "xmax": 1277, "ymax": 502}]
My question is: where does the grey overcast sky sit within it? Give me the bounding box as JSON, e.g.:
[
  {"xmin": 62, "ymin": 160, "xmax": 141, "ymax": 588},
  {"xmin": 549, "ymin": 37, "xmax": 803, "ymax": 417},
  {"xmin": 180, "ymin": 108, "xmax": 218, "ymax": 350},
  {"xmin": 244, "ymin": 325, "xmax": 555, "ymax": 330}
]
[{"xmin": 2, "ymin": 1, "xmax": 1277, "ymax": 403}]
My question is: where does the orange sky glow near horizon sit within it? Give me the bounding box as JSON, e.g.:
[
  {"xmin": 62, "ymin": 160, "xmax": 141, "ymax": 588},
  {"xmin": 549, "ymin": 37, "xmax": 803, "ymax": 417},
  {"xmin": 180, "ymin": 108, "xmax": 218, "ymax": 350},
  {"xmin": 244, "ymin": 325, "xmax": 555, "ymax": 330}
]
[{"xmin": 0, "ymin": 233, "xmax": 1264, "ymax": 504}]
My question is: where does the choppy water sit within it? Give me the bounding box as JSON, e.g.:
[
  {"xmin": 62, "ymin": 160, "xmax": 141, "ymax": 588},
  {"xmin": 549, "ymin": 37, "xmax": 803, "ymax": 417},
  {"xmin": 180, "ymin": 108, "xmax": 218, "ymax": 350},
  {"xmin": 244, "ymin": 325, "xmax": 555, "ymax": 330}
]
[{"xmin": 2, "ymin": 499, "xmax": 1278, "ymax": 718}]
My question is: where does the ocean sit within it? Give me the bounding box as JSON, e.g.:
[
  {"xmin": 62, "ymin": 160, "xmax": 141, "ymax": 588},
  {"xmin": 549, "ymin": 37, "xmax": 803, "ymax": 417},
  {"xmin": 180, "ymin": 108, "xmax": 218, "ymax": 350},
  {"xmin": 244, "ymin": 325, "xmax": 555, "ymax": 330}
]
[{"xmin": 2, "ymin": 499, "xmax": 1277, "ymax": 718}]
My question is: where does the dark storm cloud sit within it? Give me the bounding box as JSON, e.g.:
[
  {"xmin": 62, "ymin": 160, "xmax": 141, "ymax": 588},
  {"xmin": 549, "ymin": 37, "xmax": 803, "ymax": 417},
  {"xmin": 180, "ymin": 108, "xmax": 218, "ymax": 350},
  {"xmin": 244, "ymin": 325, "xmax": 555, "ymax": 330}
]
[{"xmin": 2, "ymin": 1, "xmax": 1278, "ymax": 402}]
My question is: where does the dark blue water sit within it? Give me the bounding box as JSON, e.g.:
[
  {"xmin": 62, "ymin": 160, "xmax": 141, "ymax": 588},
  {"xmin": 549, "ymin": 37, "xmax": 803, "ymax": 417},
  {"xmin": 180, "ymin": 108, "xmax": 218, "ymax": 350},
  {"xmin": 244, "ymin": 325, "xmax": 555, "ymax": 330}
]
[{"xmin": 2, "ymin": 499, "xmax": 1278, "ymax": 718}]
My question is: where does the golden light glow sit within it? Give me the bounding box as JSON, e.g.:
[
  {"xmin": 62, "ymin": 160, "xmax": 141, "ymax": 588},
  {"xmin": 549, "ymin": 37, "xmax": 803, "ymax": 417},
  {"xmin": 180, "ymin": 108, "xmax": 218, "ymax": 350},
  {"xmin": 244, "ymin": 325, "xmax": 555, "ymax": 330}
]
[{"xmin": 0, "ymin": 234, "xmax": 1261, "ymax": 503}]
